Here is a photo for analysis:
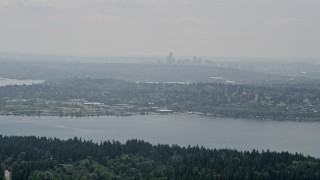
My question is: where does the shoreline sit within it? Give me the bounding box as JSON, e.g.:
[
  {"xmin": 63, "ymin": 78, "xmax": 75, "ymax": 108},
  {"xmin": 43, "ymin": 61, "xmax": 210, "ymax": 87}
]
[{"xmin": 0, "ymin": 111, "xmax": 318, "ymax": 123}]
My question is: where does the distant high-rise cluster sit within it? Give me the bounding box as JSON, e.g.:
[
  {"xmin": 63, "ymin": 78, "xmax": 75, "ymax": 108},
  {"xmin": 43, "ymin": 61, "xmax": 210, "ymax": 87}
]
[
  {"xmin": 165, "ymin": 52, "xmax": 205, "ymax": 66},
  {"xmin": 166, "ymin": 52, "xmax": 175, "ymax": 64},
  {"xmin": 193, "ymin": 56, "xmax": 202, "ymax": 65},
  {"xmin": 160, "ymin": 52, "xmax": 240, "ymax": 69}
]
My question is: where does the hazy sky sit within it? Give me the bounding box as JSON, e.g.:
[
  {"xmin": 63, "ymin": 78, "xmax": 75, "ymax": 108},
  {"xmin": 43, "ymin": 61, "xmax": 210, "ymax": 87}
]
[{"xmin": 0, "ymin": 0, "xmax": 319, "ymax": 58}]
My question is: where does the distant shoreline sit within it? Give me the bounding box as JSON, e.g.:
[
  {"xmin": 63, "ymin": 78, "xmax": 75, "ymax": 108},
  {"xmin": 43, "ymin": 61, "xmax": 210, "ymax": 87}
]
[{"xmin": 0, "ymin": 111, "xmax": 318, "ymax": 123}]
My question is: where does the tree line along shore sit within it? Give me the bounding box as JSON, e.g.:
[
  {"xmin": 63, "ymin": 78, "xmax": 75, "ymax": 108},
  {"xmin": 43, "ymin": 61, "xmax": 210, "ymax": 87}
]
[{"xmin": 0, "ymin": 135, "xmax": 319, "ymax": 179}]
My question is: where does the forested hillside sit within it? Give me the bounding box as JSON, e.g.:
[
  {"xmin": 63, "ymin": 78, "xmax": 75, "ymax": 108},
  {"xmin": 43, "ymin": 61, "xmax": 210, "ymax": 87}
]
[{"xmin": 0, "ymin": 135, "xmax": 319, "ymax": 179}]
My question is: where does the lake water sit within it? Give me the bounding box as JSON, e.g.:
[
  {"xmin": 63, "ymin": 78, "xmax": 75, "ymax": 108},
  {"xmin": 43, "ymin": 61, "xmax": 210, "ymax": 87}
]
[
  {"xmin": 0, "ymin": 115, "xmax": 319, "ymax": 158},
  {"xmin": 0, "ymin": 77, "xmax": 44, "ymax": 86}
]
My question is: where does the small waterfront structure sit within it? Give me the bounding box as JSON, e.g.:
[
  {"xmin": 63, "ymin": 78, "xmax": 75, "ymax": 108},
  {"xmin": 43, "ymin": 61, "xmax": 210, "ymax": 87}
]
[{"xmin": 157, "ymin": 109, "xmax": 173, "ymax": 114}]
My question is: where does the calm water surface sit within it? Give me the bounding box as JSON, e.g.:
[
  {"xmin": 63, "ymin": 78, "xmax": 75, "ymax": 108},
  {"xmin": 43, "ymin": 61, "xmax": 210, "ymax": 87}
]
[
  {"xmin": 0, "ymin": 77, "xmax": 44, "ymax": 86},
  {"xmin": 0, "ymin": 115, "xmax": 319, "ymax": 157}
]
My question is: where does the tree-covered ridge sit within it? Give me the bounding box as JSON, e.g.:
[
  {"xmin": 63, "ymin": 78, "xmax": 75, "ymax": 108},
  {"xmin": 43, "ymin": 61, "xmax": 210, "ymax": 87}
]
[
  {"xmin": 0, "ymin": 135, "xmax": 319, "ymax": 179},
  {"xmin": 0, "ymin": 78, "xmax": 320, "ymax": 120}
]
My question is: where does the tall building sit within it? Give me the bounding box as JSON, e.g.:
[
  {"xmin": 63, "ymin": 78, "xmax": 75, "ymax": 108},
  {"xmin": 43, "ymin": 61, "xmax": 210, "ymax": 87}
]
[
  {"xmin": 166, "ymin": 52, "xmax": 175, "ymax": 64},
  {"xmin": 193, "ymin": 56, "xmax": 202, "ymax": 65}
]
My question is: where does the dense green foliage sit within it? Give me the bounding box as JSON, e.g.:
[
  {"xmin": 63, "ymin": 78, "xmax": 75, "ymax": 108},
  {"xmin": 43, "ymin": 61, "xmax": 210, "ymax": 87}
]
[
  {"xmin": 0, "ymin": 78, "xmax": 320, "ymax": 120},
  {"xmin": 0, "ymin": 135, "xmax": 319, "ymax": 179}
]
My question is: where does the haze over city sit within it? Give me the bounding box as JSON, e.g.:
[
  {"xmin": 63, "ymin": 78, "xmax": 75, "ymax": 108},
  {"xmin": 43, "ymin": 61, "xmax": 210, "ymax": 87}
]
[
  {"xmin": 0, "ymin": 0, "xmax": 319, "ymax": 58},
  {"xmin": 2, "ymin": 1, "xmax": 320, "ymax": 179}
]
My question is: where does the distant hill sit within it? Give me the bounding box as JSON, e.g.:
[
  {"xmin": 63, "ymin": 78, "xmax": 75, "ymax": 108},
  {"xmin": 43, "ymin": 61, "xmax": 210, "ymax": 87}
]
[{"xmin": 0, "ymin": 61, "xmax": 294, "ymax": 84}]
